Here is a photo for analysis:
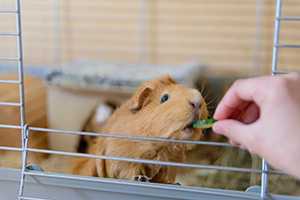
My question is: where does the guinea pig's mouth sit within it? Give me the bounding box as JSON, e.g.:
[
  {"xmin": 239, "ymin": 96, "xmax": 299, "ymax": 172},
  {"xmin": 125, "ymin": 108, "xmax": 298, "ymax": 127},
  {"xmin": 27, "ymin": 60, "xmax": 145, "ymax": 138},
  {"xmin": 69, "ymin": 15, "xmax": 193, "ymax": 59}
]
[
  {"xmin": 182, "ymin": 115, "xmax": 199, "ymax": 133},
  {"xmin": 183, "ymin": 122, "xmax": 193, "ymax": 131}
]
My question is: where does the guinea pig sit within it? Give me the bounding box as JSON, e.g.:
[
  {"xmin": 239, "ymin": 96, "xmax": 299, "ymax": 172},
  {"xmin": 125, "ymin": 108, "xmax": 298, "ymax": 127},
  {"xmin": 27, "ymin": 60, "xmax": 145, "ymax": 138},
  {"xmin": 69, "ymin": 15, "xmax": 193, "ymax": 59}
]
[{"xmin": 73, "ymin": 75, "xmax": 208, "ymax": 184}]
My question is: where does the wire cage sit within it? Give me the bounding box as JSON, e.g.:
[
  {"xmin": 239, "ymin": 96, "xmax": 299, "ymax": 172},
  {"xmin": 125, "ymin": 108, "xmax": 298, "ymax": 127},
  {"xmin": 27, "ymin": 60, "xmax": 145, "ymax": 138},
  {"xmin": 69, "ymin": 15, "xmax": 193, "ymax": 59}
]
[{"xmin": 0, "ymin": 0, "xmax": 299, "ymax": 199}]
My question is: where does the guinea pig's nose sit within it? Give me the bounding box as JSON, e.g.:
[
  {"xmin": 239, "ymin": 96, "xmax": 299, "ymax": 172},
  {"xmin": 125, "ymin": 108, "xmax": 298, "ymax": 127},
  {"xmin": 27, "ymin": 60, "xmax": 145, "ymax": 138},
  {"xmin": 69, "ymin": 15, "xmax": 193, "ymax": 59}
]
[
  {"xmin": 189, "ymin": 100, "xmax": 200, "ymax": 109},
  {"xmin": 189, "ymin": 89, "xmax": 202, "ymax": 109}
]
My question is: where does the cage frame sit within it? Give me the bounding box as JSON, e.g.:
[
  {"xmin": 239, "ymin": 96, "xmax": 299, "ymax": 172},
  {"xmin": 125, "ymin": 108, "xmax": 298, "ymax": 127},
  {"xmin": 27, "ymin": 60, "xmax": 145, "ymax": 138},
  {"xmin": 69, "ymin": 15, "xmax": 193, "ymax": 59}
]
[{"xmin": 0, "ymin": 0, "xmax": 299, "ymax": 199}]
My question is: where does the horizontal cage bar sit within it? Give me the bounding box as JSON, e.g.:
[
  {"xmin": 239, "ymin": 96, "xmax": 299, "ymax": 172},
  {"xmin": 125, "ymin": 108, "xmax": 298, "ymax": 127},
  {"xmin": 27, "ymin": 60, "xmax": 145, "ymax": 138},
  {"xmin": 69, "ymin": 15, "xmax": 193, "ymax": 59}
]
[
  {"xmin": 19, "ymin": 197, "xmax": 48, "ymax": 200},
  {"xmin": 0, "ymin": 57, "xmax": 20, "ymax": 61},
  {"xmin": 275, "ymin": 44, "xmax": 300, "ymax": 48},
  {"xmin": 0, "ymin": 101, "xmax": 21, "ymax": 107},
  {"xmin": 26, "ymin": 147, "xmax": 284, "ymax": 175},
  {"xmin": 0, "ymin": 10, "xmax": 17, "ymax": 14},
  {"xmin": 0, "ymin": 79, "xmax": 20, "ymax": 84},
  {"xmin": 0, "ymin": 146, "xmax": 21, "ymax": 152},
  {"xmin": 0, "ymin": 32, "xmax": 19, "ymax": 36},
  {"xmin": 272, "ymin": 70, "xmax": 289, "ymax": 75},
  {"xmin": 29, "ymin": 127, "xmax": 233, "ymax": 147},
  {"xmin": 277, "ymin": 16, "xmax": 300, "ymax": 21},
  {"xmin": 0, "ymin": 124, "xmax": 22, "ymax": 129}
]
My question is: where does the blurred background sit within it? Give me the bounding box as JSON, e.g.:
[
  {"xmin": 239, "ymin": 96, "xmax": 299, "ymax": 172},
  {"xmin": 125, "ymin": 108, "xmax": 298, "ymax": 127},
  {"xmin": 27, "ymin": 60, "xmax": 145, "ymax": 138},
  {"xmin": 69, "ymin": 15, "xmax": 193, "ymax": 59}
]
[
  {"xmin": 0, "ymin": 0, "xmax": 299, "ymax": 196},
  {"xmin": 0, "ymin": 0, "xmax": 299, "ymax": 73}
]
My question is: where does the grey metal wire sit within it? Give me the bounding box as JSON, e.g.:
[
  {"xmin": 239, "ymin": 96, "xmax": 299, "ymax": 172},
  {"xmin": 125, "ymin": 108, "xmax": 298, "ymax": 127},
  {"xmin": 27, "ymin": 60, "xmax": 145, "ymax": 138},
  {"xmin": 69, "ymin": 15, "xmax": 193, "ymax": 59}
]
[
  {"xmin": 0, "ymin": 124, "xmax": 22, "ymax": 129},
  {"xmin": 0, "ymin": 9, "xmax": 17, "ymax": 13},
  {"xmin": 261, "ymin": 159, "xmax": 270, "ymax": 199},
  {"xmin": 0, "ymin": 32, "xmax": 19, "ymax": 36},
  {"xmin": 0, "ymin": 102, "xmax": 21, "ymax": 107},
  {"xmin": 7, "ymin": 0, "xmax": 28, "ymax": 199},
  {"xmin": 20, "ymin": 197, "xmax": 49, "ymax": 200},
  {"xmin": 275, "ymin": 44, "xmax": 300, "ymax": 48},
  {"xmin": 273, "ymin": 71, "xmax": 289, "ymax": 75},
  {"xmin": 29, "ymin": 126, "xmax": 234, "ymax": 147},
  {"xmin": 16, "ymin": 0, "xmax": 26, "ymax": 127},
  {"xmin": 0, "ymin": 57, "xmax": 20, "ymax": 61},
  {"xmin": 18, "ymin": 125, "xmax": 30, "ymax": 199},
  {"xmin": 0, "ymin": 80, "xmax": 20, "ymax": 84},
  {"xmin": 0, "ymin": 146, "xmax": 22, "ymax": 152},
  {"xmin": 272, "ymin": 0, "xmax": 282, "ymax": 75},
  {"xmin": 260, "ymin": 0, "xmax": 283, "ymax": 199},
  {"xmin": 277, "ymin": 16, "xmax": 300, "ymax": 21},
  {"xmin": 25, "ymin": 146, "xmax": 285, "ymax": 175},
  {"xmin": 0, "ymin": 1, "xmax": 298, "ymax": 200}
]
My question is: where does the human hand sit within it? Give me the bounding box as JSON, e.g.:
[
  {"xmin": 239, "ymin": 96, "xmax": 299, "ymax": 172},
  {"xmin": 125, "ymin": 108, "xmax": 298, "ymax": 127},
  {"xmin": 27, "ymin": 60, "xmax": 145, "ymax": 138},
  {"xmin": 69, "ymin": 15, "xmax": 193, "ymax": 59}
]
[{"xmin": 213, "ymin": 73, "xmax": 300, "ymax": 179}]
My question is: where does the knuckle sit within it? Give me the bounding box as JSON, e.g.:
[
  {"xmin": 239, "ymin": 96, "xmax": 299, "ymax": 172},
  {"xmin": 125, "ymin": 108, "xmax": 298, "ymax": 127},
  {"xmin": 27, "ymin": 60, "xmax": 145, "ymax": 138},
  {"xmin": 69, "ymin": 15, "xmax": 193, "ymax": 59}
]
[
  {"xmin": 232, "ymin": 79, "xmax": 243, "ymax": 88},
  {"xmin": 274, "ymin": 78, "xmax": 288, "ymax": 89},
  {"xmin": 269, "ymin": 78, "xmax": 289, "ymax": 98},
  {"xmin": 288, "ymin": 72, "xmax": 300, "ymax": 80}
]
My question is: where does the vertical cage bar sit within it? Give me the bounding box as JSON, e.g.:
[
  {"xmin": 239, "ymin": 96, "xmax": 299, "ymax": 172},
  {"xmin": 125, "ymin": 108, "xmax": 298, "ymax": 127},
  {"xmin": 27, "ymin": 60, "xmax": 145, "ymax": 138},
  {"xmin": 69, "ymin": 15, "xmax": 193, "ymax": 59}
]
[
  {"xmin": 16, "ymin": 0, "xmax": 26, "ymax": 126},
  {"xmin": 272, "ymin": 0, "xmax": 282, "ymax": 74},
  {"xmin": 18, "ymin": 125, "xmax": 30, "ymax": 199},
  {"xmin": 260, "ymin": 159, "xmax": 270, "ymax": 199},
  {"xmin": 15, "ymin": 0, "xmax": 28, "ymax": 199},
  {"xmin": 261, "ymin": 0, "xmax": 283, "ymax": 199}
]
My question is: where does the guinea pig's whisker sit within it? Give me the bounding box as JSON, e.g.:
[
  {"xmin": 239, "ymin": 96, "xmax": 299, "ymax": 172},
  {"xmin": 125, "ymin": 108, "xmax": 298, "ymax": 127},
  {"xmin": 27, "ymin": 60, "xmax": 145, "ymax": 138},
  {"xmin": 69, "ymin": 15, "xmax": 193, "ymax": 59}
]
[
  {"xmin": 200, "ymin": 85, "xmax": 206, "ymax": 95},
  {"xmin": 205, "ymin": 96, "xmax": 219, "ymax": 106}
]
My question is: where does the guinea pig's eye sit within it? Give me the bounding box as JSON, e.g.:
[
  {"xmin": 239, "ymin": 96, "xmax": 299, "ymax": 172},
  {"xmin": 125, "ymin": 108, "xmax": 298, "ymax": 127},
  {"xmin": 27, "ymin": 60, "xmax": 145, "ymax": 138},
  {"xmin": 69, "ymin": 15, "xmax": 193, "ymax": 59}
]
[{"xmin": 160, "ymin": 94, "xmax": 169, "ymax": 104}]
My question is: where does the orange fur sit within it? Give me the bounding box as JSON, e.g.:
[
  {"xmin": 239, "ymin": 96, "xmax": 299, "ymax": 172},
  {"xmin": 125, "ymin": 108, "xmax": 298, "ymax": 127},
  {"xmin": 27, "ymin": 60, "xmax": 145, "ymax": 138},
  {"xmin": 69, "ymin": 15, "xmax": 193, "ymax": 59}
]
[
  {"xmin": 0, "ymin": 74, "xmax": 48, "ymax": 165},
  {"xmin": 74, "ymin": 75, "xmax": 208, "ymax": 183}
]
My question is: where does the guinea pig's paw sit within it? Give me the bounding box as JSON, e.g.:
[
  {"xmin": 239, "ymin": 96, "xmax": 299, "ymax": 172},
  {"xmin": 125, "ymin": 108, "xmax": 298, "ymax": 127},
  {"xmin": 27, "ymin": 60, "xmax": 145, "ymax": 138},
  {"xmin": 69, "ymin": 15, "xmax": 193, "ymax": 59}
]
[{"xmin": 134, "ymin": 175, "xmax": 151, "ymax": 182}]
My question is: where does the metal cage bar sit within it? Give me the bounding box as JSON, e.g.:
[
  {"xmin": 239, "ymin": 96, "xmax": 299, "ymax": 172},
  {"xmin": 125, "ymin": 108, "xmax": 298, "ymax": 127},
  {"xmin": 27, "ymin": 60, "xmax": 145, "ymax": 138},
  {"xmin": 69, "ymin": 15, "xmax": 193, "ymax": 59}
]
[
  {"xmin": 0, "ymin": 101, "xmax": 21, "ymax": 107},
  {"xmin": 29, "ymin": 126, "xmax": 234, "ymax": 147},
  {"xmin": 0, "ymin": 124, "xmax": 22, "ymax": 129},
  {"xmin": 0, "ymin": 146, "xmax": 22, "ymax": 152},
  {"xmin": 0, "ymin": 79, "xmax": 20, "ymax": 84},
  {"xmin": 0, "ymin": 9, "xmax": 17, "ymax": 14},
  {"xmin": 15, "ymin": 0, "xmax": 26, "ymax": 127},
  {"xmin": 275, "ymin": 44, "xmax": 300, "ymax": 49},
  {"xmin": 271, "ymin": 0, "xmax": 282, "ymax": 75},
  {"xmin": 25, "ymin": 146, "xmax": 284, "ymax": 175},
  {"xmin": 0, "ymin": 57, "xmax": 20, "ymax": 61},
  {"xmin": 18, "ymin": 125, "xmax": 29, "ymax": 200},
  {"xmin": 0, "ymin": 32, "xmax": 19, "ymax": 36},
  {"xmin": 277, "ymin": 16, "xmax": 300, "ymax": 21},
  {"xmin": 260, "ymin": 0, "xmax": 283, "ymax": 198},
  {"xmin": 20, "ymin": 197, "xmax": 48, "ymax": 200},
  {"xmin": 259, "ymin": 0, "xmax": 299, "ymax": 198},
  {"xmin": 0, "ymin": 0, "xmax": 298, "ymax": 200},
  {"xmin": 6, "ymin": 0, "xmax": 29, "ymax": 199}
]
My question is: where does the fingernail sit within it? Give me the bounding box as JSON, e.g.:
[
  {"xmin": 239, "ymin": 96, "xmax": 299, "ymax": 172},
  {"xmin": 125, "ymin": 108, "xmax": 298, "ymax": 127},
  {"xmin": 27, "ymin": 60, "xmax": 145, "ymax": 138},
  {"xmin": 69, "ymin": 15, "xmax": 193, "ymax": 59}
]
[{"xmin": 212, "ymin": 122, "xmax": 224, "ymax": 134}]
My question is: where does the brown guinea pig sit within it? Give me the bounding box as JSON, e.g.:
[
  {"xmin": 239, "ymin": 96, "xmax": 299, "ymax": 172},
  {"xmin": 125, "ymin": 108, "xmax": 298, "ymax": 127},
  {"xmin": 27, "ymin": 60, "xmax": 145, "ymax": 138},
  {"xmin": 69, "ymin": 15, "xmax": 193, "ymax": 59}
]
[{"xmin": 73, "ymin": 75, "xmax": 208, "ymax": 184}]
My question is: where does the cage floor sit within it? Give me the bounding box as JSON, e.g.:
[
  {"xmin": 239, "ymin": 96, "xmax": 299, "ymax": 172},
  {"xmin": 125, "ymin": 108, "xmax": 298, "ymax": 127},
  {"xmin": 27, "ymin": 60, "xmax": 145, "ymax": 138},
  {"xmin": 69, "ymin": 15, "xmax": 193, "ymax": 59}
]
[{"xmin": 0, "ymin": 168, "xmax": 299, "ymax": 200}]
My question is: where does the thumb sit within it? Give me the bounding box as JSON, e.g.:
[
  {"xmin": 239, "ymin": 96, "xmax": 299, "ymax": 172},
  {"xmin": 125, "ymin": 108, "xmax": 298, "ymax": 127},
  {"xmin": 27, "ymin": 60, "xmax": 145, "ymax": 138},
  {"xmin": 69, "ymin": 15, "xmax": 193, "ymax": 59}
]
[{"xmin": 213, "ymin": 120, "xmax": 253, "ymax": 145}]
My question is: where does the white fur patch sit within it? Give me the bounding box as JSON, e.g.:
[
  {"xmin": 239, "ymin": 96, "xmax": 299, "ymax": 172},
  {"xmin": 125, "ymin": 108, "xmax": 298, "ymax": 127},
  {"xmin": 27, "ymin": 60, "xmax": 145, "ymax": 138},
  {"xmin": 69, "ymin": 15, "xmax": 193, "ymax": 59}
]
[{"xmin": 95, "ymin": 104, "xmax": 113, "ymax": 123}]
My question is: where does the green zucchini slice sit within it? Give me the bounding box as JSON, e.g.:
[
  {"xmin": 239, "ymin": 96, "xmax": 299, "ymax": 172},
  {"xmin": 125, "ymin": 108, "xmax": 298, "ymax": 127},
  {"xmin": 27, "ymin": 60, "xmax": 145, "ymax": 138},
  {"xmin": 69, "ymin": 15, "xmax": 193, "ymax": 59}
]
[{"xmin": 192, "ymin": 118, "xmax": 217, "ymax": 129}]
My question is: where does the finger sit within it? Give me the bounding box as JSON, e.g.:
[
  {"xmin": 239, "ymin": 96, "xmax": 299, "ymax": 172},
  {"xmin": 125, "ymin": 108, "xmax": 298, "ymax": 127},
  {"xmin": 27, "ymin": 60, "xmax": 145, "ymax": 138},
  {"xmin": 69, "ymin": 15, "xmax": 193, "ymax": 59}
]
[
  {"xmin": 212, "ymin": 119, "xmax": 255, "ymax": 146},
  {"xmin": 240, "ymin": 103, "xmax": 260, "ymax": 124},
  {"xmin": 230, "ymin": 102, "xmax": 250, "ymax": 120},
  {"xmin": 229, "ymin": 139, "xmax": 241, "ymax": 147},
  {"xmin": 214, "ymin": 77, "xmax": 269, "ymax": 120}
]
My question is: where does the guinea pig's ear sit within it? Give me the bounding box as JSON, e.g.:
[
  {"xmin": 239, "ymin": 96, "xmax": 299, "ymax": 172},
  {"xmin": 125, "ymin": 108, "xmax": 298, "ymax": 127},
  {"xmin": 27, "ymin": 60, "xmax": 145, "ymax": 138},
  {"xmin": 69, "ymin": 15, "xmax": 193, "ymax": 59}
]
[
  {"xmin": 158, "ymin": 74, "xmax": 176, "ymax": 85},
  {"xmin": 129, "ymin": 83, "xmax": 154, "ymax": 112}
]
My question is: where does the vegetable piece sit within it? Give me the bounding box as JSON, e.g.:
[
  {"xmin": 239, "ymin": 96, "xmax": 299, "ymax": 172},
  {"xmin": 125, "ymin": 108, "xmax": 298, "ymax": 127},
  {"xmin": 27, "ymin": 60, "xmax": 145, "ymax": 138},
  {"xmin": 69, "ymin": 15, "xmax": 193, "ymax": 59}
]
[{"xmin": 192, "ymin": 118, "xmax": 217, "ymax": 129}]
